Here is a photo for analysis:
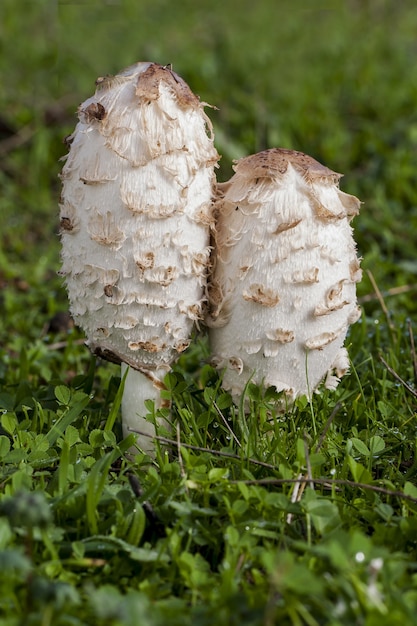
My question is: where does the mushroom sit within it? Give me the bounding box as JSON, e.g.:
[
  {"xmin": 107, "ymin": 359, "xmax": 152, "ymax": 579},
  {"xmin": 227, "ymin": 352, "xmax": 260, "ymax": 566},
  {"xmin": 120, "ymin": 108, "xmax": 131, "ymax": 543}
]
[
  {"xmin": 60, "ymin": 62, "xmax": 219, "ymax": 453},
  {"xmin": 207, "ymin": 148, "xmax": 361, "ymax": 405}
]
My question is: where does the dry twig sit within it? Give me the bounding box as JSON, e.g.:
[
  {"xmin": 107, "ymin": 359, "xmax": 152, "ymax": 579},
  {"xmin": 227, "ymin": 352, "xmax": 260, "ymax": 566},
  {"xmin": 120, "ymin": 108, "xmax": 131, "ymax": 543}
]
[
  {"xmin": 358, "ymin": 283, "xmax": 417, "ymax": 304},
  {"xmin": 366, "ymin": 269, "xmax": 395, "ymax": 332},
  {"xmin": 233, "ymin": 476, "xmax": 417, "ymax": 506},
  {"xmin": 379, "ymin": 355, "xmax": 417, "ymax": 400},
  {"xmin": 408, "ymin": 320, "xmax": 417, "ymax": 385},
  {"xmin": 129, "ymin": 428, "xmax": 277, "ymax": 470}
]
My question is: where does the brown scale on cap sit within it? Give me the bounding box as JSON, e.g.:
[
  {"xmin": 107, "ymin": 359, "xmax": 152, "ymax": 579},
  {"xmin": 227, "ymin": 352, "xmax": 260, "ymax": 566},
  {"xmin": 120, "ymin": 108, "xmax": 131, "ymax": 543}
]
[
  {"xmin": 135, "ymin": 64, "xmax": 200, "ymax": 109},
  {"xmin": 60, "ymin": 217, "xmax": 74, "ymax": 232},
  {"xmin": 234, "ymin": 148, "xmax": 341, "ymax": 184},
  {"xmin": 242, "ymin": 284, "xmax": 280, "ymax": 307},
  {"xmin": 81, "ymin": 102, "xmax": 106, "ymax": 123}
]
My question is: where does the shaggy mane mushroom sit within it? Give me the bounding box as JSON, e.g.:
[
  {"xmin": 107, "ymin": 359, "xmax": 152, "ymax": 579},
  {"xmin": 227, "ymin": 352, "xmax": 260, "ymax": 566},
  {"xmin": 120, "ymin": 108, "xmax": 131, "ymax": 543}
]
[
  {"xmin": 60, "ymin": 62, "xmax": 219, "ymax": 454},
  {"xmin": 207, "ymin": 148, "xmax": 362, "ymax": 405}
]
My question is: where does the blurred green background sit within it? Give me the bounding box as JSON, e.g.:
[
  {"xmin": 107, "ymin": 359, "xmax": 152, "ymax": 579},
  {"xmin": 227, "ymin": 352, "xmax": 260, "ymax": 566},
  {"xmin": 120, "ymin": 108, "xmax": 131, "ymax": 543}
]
[{"xmin": 1, "ymin": 0, "xmax": 417, "ymax": 336}]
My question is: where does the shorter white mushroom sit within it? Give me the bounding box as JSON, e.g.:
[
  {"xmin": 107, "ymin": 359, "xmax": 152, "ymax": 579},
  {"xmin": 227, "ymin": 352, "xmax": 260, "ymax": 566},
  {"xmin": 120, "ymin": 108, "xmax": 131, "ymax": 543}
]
[
  {"xmin": 207, "ymin": 148, "xmax": 361, "ymax": 405},
  {"xmin": 60, "ymin": 62, "xmax": 219, "ymax": 453}
]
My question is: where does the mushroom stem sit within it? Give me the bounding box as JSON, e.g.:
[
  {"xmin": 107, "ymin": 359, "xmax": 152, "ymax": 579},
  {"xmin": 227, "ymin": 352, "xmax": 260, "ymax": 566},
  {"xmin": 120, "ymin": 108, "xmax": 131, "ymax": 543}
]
[{"xmin": 121, "ymin": 363, "xmax": 169, "ymax": 455}]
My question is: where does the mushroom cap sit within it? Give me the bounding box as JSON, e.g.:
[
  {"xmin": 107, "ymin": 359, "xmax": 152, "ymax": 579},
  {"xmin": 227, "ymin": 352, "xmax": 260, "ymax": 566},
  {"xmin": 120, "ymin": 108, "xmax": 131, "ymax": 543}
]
[
  {"xmin": 60, "ymin": 62, "xmax": 219, "ymax": 373},
  {"xmin": 208, "ymin": 148, "xmax": 361, "ymax": 402}
]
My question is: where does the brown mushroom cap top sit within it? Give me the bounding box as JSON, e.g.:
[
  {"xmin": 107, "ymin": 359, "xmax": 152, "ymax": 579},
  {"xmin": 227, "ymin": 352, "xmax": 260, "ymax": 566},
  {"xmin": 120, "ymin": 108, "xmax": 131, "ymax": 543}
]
[
  {"xmin": 95, "ymin": 62, "xmax": 201, "ymax": 110},
  {"xmin": 135, "ymin": 64, "xmax": 201, "ymax": 108},
  {"xmin": 233, "ymin": 148, "xmax": 342, "ymax": 185}
]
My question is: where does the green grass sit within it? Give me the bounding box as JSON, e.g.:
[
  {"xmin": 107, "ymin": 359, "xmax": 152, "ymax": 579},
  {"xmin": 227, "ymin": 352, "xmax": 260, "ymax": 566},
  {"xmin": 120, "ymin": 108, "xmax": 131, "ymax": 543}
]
[{"xmin": 1, "ymin": 0, "xmax": 417, "ymax": 624}]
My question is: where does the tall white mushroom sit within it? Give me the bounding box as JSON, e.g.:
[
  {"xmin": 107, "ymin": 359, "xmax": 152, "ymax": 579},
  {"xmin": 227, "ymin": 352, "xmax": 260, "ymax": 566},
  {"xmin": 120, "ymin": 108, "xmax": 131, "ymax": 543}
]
[
  {"xmin": 207, "ymin": 148, "xmax": 361, "ymax": 406},
  {"xmin": 59, "ymin": 62, "xmax": 219, "ymax": 453}
]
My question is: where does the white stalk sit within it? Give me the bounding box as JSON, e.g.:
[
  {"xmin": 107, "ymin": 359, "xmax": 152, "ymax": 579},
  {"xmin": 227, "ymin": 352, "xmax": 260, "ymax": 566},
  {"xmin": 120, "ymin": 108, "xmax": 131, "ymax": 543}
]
[
  {"xmin": 207, "ymin": 148, "xmax": 362, "ymax": 406},
  {"xmin": 120, "ymin": 363, "xmax": 168, "ymax": 453},
  {"xmin": 60, "ymin": 62, "xmax": 219, "ymax": 453}
]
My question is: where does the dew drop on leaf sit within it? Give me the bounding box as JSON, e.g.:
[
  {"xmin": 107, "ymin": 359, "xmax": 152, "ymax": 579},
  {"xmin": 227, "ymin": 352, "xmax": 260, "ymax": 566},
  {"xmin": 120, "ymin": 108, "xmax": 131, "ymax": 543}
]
[{"xmin": 355, "ymin": 551, "xmax": 365, "ymax": 563}]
